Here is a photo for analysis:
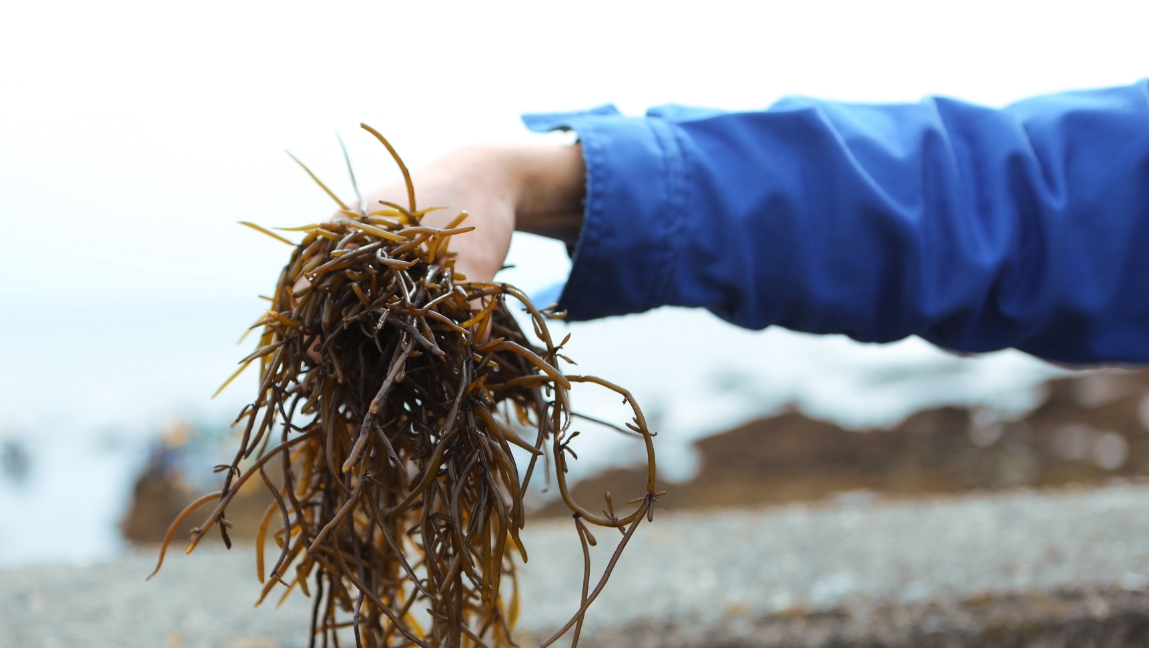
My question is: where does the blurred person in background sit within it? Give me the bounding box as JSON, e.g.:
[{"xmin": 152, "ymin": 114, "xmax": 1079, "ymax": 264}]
[{"xmin": 340, "ymin": 81, "xmax": 1149, "ymax": 366}]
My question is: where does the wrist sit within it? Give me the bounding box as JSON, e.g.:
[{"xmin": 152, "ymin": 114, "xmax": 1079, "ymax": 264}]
[{"xmin": 504, "ymin": 144, "xmax": 586, "ymax": 246}]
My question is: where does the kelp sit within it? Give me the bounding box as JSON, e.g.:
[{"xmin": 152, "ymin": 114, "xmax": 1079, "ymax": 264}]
[{"xmin": 149, "ymin": 125, "xmax": 660, "ymax": 648}]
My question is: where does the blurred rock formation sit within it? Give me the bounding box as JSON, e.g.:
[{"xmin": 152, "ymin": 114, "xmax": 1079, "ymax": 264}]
[
  {"xmin": 120, "ymin": 370, "xmax": 1149, "ymax": 539},
  {"xmin": 536, "ymin": 370, "xmax": 1149, "ymax": 516}
]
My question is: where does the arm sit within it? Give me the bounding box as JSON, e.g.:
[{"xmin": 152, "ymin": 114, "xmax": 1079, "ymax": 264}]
[{"xmin": 524, "ymin": 82, "xmax": 1149, "ymax": 365}]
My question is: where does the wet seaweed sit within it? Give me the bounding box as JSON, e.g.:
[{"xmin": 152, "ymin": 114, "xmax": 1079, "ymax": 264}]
[{"xmin": 149, "ymin": 125, "xmax": 660, "ymax": 647}]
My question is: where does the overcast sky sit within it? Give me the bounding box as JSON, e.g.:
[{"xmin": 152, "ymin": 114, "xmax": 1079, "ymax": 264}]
[{"xmin": 3, "ymin": 0, "xmax": 1146, "ymax": 210}]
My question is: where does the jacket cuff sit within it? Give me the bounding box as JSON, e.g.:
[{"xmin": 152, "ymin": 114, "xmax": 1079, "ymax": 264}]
[{"xmin": 522, "ymin": 106, "xmax": 686, "ymax": 321}]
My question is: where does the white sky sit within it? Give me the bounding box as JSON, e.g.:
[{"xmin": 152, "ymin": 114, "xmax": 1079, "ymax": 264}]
[
  {"xmin": 0, "ymin": 0, "xmax": 1144, "ymax": 564},
  {"xmin": 2, "ymin": 0, "xmax": 1145, "ymax": 209}
]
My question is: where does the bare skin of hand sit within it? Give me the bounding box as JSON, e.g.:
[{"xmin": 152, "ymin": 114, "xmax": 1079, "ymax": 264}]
[
  {"xmin": 298, "ymin": 143, "xmax": 586, "ymax": 360},
  {"xmin": 299, "ymin": 143, "xmax": 584, "ymax": 283}
]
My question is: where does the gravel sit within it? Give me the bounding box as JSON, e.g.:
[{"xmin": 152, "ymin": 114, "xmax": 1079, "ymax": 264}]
[{"xmin": 6, "ymin": 485, "xmax": 1149, "ymax": 647}]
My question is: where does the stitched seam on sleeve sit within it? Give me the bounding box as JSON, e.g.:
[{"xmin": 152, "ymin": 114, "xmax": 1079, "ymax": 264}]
[
  {"xmin": 562, "ymin": 120, "xmax": 603, "ymax": 307},
  {"xmin": 648, "ymin": 119, "xmax": 688, "ymax": 309}
]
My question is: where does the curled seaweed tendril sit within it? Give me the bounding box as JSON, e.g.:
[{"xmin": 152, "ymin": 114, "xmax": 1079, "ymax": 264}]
[{"xmin": 150, "ymin": 125, "xmax": 660, "ymax": 648}]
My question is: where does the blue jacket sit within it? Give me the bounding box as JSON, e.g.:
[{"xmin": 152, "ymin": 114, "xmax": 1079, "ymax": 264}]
[{"xmin": 523, "ymin": 82, "xmax": 1149, "ymax": 365}]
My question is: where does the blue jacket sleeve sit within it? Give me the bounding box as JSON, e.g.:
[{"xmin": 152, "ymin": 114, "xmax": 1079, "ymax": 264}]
[{"xmin": 522, "ymin": 82, "xmax": 1149, "ymax": 365}]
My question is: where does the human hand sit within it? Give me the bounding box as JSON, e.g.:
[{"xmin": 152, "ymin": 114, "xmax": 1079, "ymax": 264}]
[{"xmin": 342, "ymin": 143, "xmax": 586, "ymax": 285}]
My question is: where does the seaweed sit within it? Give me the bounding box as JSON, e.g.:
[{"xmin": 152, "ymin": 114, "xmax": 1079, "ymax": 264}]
[{"xmin": 149, "ymin": 125, "xmax": 661, "ymax": 647}]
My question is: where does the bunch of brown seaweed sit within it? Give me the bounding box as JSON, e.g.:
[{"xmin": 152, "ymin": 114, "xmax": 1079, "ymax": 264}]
[{"xmin": 148, "ymin": 125, "xmax": 660, "ymax": 648}]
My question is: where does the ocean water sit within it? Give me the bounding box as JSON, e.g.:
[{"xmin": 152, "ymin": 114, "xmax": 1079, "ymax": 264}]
[{"xmin": 0, "ymin": 296, "xmax": 1066, "ymax": 568}]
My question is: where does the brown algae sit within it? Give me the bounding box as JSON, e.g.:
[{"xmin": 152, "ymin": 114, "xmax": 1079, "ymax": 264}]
[{"xmin": 149, "ymin": 125, "xmax": 660, "ymax": 648}]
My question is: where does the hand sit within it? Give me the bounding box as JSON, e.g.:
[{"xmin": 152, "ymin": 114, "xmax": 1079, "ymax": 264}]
[
  {"xmin": 297, "ymin": 144, "xmax": 586, "ymax": 363},
  {"xmin": 345, "ymin": 143, "xmax": 586, "ymax": 284}
]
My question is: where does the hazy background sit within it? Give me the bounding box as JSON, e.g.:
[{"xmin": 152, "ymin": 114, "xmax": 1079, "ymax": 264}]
[{"xmin": 1, "ymin": 0, "xmax": 1144, "ymax": 566}]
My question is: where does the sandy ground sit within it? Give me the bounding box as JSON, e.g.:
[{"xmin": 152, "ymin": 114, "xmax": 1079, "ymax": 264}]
[{"xmin": 6, "ymin": 485, "xmax": 1149, "ymax": 647}]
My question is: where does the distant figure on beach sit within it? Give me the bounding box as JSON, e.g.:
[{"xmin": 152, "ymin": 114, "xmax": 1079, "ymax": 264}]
[{"xmin": 344, "ymin": 82, "xmax": 1149, "ymax": 366}]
